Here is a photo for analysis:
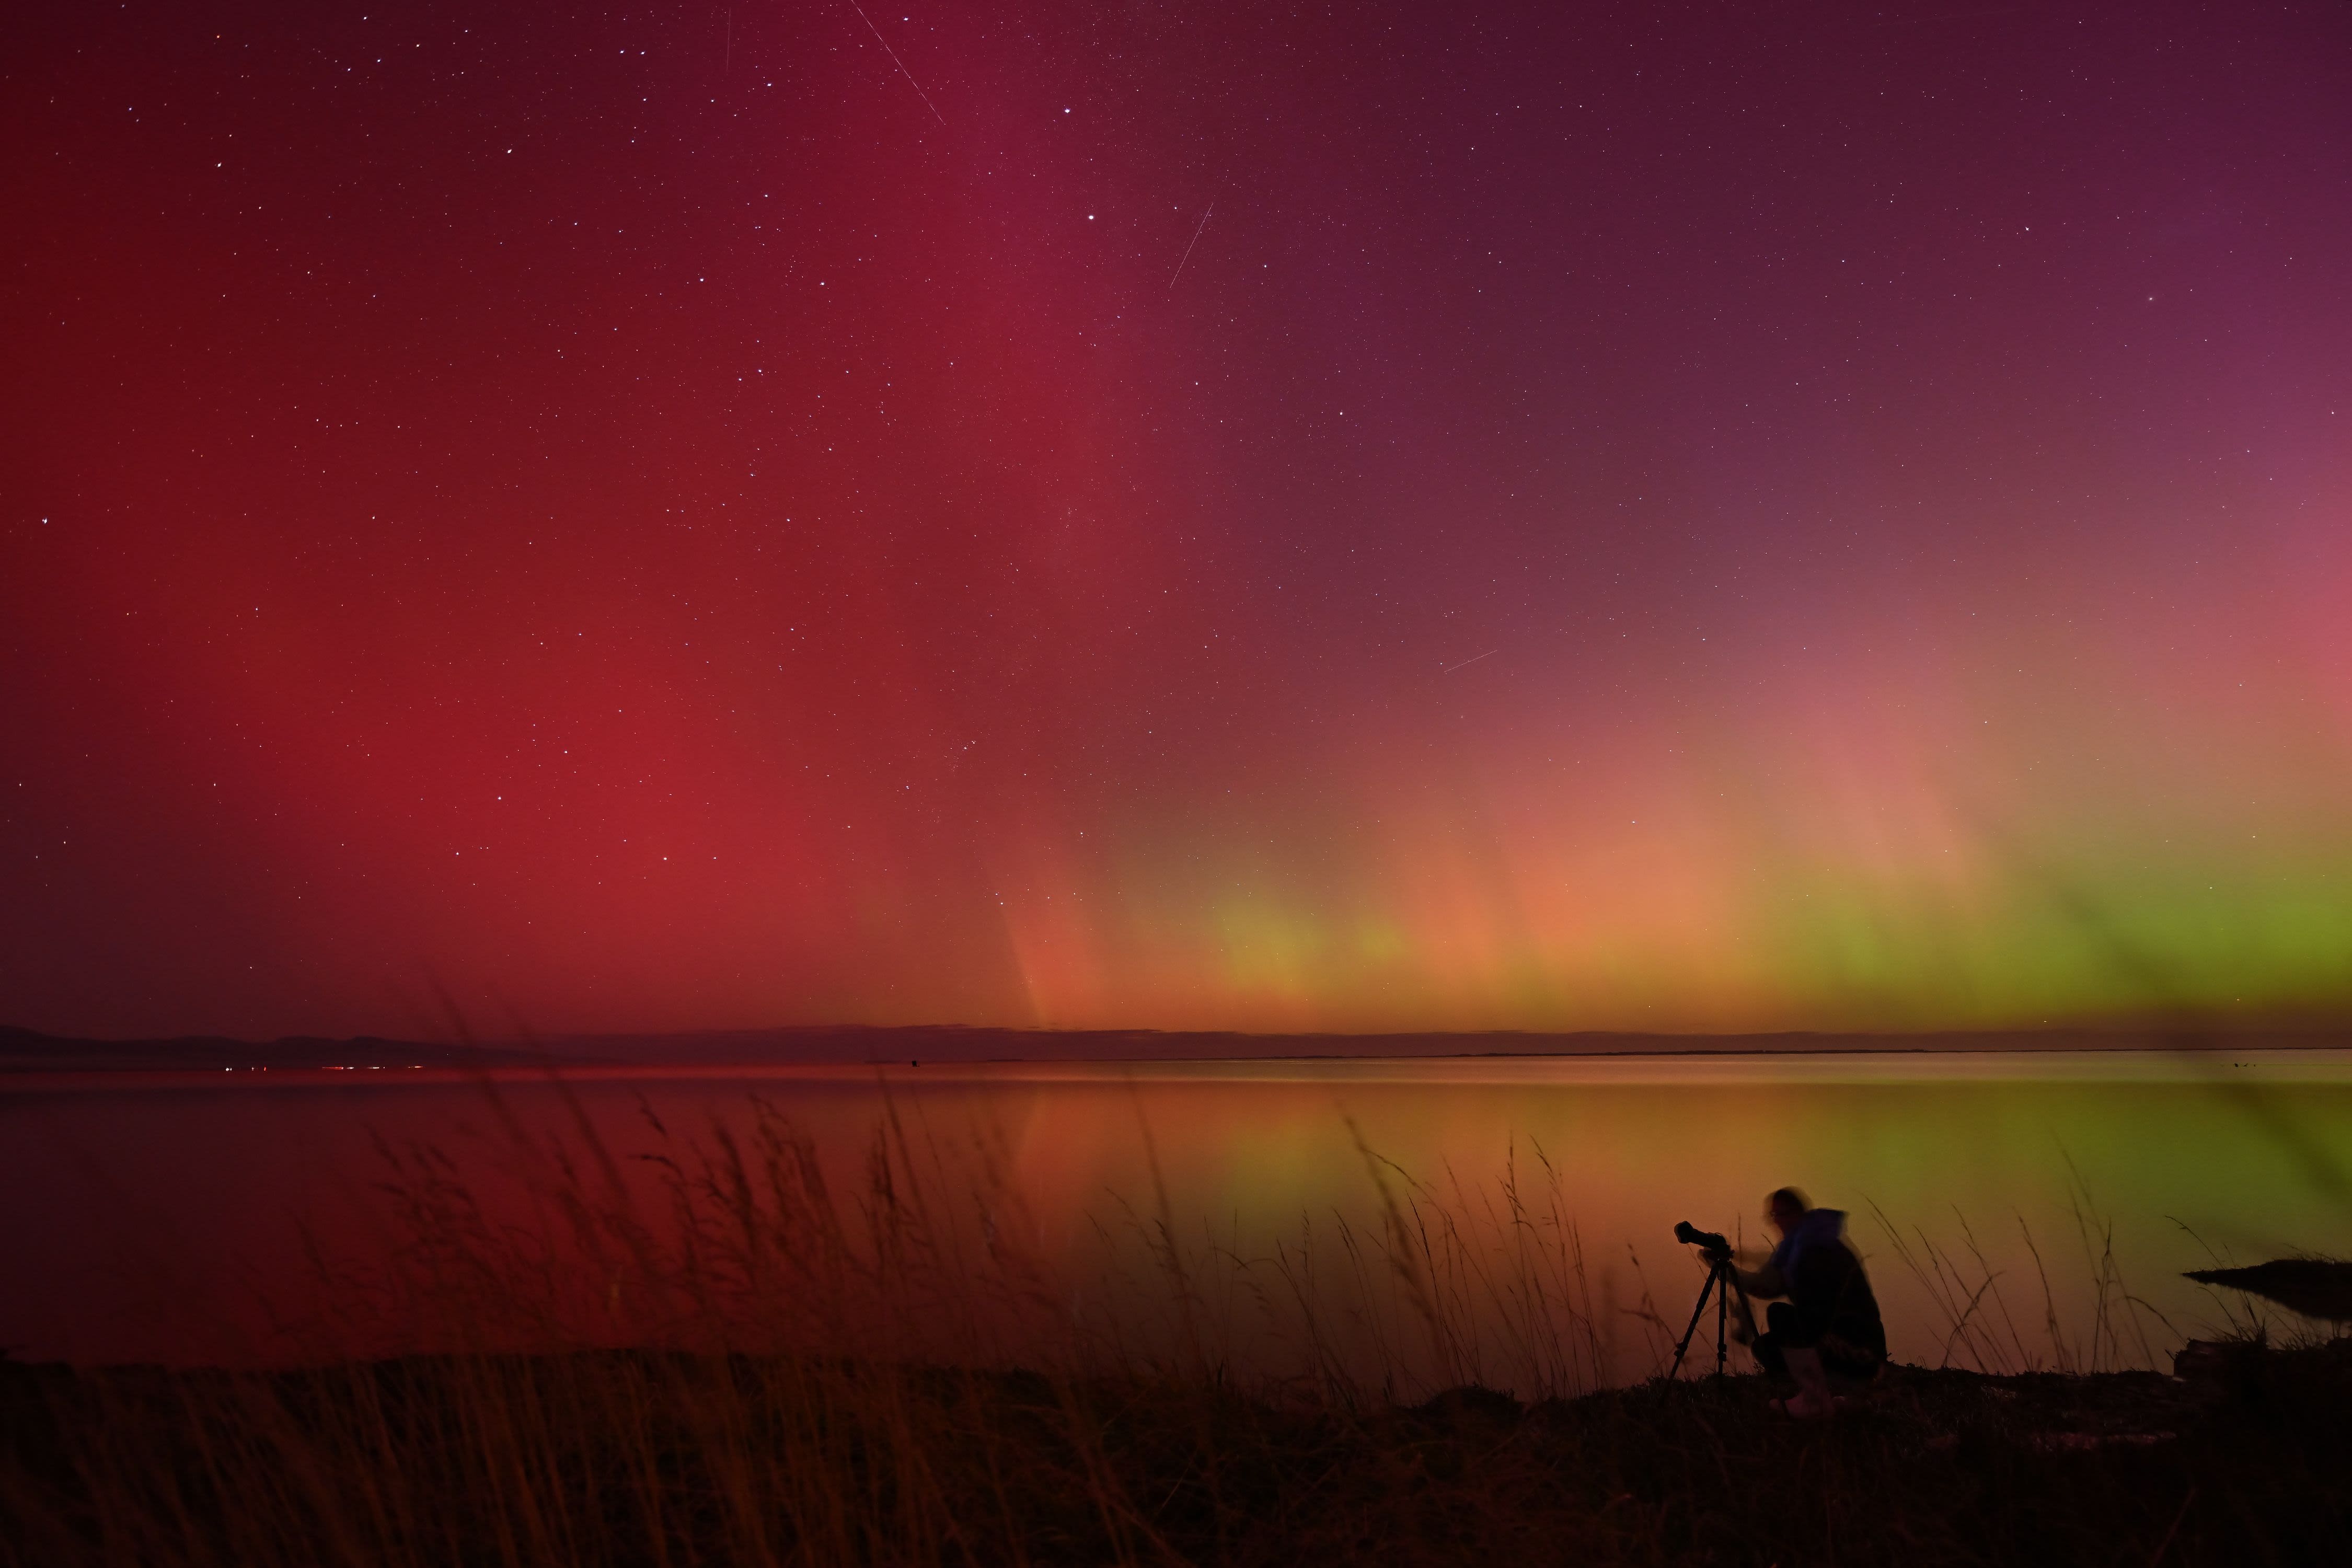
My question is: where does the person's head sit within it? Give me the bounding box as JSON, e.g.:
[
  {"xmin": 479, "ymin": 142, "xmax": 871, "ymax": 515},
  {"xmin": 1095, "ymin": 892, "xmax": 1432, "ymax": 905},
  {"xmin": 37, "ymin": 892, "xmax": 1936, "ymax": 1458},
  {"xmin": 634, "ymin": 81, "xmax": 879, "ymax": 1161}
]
[{"xmin": 1766, "ymin": 1186, "xmax": 1809, "ymax": 1238}]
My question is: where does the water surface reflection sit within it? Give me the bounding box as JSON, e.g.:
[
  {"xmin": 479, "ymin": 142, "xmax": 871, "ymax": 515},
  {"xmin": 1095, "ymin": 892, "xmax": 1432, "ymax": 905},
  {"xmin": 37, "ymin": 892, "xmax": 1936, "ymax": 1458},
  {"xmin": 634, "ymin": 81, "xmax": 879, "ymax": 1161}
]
[{"xmin": 4, "ymin": 1051, "xmax": 2346, "ymax": 1389}]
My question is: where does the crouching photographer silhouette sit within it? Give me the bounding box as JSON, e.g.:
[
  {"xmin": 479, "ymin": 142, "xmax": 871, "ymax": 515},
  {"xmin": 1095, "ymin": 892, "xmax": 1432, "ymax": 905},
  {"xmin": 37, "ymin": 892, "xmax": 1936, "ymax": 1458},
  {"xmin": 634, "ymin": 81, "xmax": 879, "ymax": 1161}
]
[{"xmin": 1679, "ymin": 1187, "xmax": 1887, "ymax": 1417}]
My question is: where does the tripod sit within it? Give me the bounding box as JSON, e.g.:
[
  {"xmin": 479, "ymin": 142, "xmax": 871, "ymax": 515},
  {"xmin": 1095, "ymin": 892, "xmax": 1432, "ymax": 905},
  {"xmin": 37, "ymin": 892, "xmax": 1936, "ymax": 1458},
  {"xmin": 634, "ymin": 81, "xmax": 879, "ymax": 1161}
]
[{"xmin": 1669, "ymin": 1250, "xmax": 1746, "ymax": 1379}]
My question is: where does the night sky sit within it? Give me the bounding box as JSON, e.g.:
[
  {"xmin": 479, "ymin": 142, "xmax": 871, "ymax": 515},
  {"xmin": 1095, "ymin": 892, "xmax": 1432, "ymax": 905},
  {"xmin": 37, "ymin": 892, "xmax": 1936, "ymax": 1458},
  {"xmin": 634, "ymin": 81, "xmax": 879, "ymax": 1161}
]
[{"xmin": 5, "ymin": 1, "xmax": 2349, "ymax": 1040}]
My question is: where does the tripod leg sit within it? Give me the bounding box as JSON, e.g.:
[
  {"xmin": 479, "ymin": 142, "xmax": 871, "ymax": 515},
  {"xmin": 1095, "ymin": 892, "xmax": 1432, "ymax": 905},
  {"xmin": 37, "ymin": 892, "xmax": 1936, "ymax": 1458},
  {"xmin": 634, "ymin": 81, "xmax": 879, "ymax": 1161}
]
[
  {"xmin": 1715, "ymin": 1261, "xmax": 1731, "ymax": 1375},
  {"xmin": 1668, "ymin": 1266, "xmax": 1719, "ymax": 1379}
]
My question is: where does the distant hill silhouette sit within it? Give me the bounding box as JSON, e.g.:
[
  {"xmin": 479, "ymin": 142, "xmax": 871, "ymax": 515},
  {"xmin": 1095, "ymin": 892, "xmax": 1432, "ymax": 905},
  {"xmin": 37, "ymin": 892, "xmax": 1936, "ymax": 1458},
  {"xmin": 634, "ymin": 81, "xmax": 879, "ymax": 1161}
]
[
  {"xmin": 0, "ymin": 1025, "xmax": 556, "ymax": 1073},
  {"xmin": 4, "ymin": 1021, "xmax": 2342, "ymax": 1073}
]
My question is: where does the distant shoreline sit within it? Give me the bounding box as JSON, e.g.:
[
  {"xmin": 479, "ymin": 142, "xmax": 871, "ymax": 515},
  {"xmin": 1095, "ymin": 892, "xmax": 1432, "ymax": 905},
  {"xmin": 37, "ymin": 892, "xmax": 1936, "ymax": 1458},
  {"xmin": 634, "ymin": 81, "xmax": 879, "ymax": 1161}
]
[
  {"xmin": 4, "ymin": 1018, "xmax": 2349, "ymax": 1085},
  {"xmin": 7, "ymin": 1020, "xmax": 2350, "ymax": 1070}
]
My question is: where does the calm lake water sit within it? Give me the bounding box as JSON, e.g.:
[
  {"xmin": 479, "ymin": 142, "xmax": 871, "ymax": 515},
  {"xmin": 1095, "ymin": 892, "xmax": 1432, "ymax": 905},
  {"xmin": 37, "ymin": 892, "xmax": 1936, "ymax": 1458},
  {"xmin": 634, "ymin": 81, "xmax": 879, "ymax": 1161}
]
[{"xmin": 5, "ymin": 1052, "xmax": 2348, "ymax": 1390}]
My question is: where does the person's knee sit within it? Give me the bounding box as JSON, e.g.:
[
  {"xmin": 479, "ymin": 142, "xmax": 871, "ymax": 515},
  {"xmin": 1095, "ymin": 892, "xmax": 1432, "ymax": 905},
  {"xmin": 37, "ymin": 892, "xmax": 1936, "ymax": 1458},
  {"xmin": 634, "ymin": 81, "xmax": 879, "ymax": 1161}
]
[
  {"xmin": 1767, "ymin": 1299, "xmax": 1826, "ymax": 1349},
  {"xmin": 1818, "ymin": 1334, "xmax": 1883, "ymax": 1382}
]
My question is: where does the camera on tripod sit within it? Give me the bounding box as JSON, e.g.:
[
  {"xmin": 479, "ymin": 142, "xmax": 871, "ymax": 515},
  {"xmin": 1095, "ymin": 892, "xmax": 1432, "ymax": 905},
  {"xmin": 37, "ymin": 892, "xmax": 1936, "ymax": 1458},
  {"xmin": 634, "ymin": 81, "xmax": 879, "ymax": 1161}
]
[
  {"xmin": 1674, "ymin": 1220, "xmax": 1732, "ymax": 1261},
  {"xmin": 1669, "ymin": 1220, "xmax": 1744, "ymax": 1378}
]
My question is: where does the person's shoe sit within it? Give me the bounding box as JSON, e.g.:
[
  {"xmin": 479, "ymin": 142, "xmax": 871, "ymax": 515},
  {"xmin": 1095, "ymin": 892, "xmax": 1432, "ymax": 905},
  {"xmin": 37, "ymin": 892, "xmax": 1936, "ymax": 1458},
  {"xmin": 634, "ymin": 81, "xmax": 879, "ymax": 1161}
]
[{"xmin": 1774, "ymin": 1347, "xmax": 1836, "ymax": 1417}]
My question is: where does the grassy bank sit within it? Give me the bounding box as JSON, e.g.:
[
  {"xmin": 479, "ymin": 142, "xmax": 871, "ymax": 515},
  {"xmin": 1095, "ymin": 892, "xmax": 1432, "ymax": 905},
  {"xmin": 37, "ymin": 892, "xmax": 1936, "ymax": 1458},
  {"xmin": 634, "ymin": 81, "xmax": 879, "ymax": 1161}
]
[
  {"xmin": 6, "ymin": 1093, "xmax": 2332, "ymax": 1563},
  {"xmin": 5, "ymin": 1340, "xmax": 2348, "ymax": 1566}
]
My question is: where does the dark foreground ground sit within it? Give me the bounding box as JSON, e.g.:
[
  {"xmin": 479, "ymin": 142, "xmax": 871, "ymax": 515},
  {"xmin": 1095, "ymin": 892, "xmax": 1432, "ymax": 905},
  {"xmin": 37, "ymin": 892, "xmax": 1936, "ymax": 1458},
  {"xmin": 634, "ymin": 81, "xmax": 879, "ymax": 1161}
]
[{"xmin": 3, "ymin": 1340, "xmax": 2345, "ymax": 1566}]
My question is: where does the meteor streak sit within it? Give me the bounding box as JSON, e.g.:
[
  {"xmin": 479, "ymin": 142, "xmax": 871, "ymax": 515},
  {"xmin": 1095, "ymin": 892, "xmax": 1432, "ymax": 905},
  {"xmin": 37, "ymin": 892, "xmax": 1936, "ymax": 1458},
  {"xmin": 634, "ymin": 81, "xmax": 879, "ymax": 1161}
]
[
  {"xmin": 845, "ymin": 0, "xmax": 946, "ymax": 126},
  {"xmin": 1168, "ymin": 202, "xmax": 1214, "ymax": 291}
]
